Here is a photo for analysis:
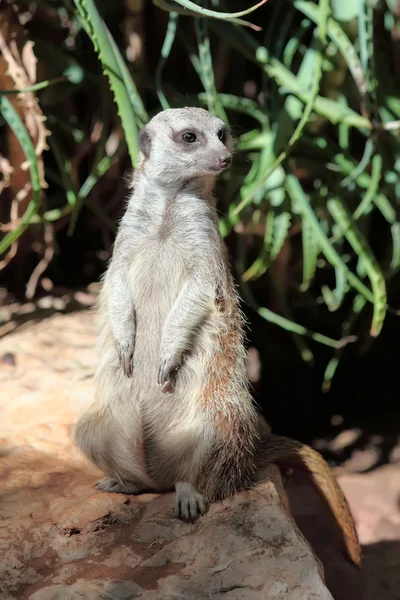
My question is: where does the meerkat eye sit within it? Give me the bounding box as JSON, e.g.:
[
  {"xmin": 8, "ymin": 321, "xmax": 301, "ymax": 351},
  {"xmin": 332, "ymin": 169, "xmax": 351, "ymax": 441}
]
[
  {"xmin": 218, "ymin": 129, "xmax": 227, "ymax": 143},
  {"xmin": 182, "ymin": 132, "xmax": 197, "ymax": 143}
]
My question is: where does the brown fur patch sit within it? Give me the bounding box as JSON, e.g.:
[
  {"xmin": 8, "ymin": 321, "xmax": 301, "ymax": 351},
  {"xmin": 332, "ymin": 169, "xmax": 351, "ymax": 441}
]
[
  {"xmin": 200, "ymin": 328, "xmax": 237, "ymax": 403},
  {"xmin": 200, "ymin": 297, "xmax": 244, "ymax": 439}
]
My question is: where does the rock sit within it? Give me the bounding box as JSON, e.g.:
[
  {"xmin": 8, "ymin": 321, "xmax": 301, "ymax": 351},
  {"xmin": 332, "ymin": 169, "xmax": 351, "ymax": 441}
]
[
  {"xmin": 29, "ymin": 581, "xmax": 143, "ymax": 600},
  {"xmin": 0, "ymin": 309, "xmax": 396, "ymax": 599},
  {"xmin": 329, "ymin": 428, "xmax": 363, "ymax": 453},
  {"xmin": 339, "ymin": 465, "xmax": 400, "ymax": 546},
  {"xmin": 0, "ymin": 450, "xmax": 334, "ymax": 598}
]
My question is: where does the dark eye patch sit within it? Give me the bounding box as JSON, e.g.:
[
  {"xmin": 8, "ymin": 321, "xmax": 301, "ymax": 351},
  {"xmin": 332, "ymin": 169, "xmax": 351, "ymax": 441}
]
[
  {"xmin": 218, "ymin": 128, "xmax": 227, "ymax": 144},
  {"xmin": 172, "ymin": 128, "xmax": 204, "ymax": 150}
]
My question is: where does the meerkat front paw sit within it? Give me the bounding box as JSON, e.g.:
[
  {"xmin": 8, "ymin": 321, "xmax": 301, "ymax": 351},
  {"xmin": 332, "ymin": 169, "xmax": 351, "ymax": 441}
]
[
  {"xmin": 116, "ymin": 340, "xmax": 134, "ymax": 377},
  {"xmin": 175, "ymin": 482, "xmax": 207, "ymax": 523},
  {"xmin": 94, "ymin": 477, "xmax": 142, "ymax": 495},
  {"xmin": 157, "ymin": 357, "xmax": 181, "ymax": 392}
]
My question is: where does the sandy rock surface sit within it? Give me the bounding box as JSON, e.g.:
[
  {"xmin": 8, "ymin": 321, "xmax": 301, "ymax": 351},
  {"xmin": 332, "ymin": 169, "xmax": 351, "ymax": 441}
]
[{"xmin": 0, "ymin": 309, "xmax": 398, "ymax": 599}]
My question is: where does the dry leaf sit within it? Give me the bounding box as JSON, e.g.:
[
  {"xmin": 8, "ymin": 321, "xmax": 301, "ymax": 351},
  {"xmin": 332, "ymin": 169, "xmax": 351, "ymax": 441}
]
[
  {"xmin": 0, "ymin": 154, "xmax": 13, "ymax": 195},
  {"xmin": 0, "ymin": 21, "xmax": 50, "ymax": 189}
]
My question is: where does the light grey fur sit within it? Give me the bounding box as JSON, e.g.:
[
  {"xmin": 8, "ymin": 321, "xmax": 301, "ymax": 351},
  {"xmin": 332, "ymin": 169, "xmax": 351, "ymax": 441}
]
[
  {"xmin": 74, "ymin": 107, "xmax": 258, "ymax": 521},
  {"xmin": 73, "ymin": 108, "xmax": 361, "ymax": 568}
]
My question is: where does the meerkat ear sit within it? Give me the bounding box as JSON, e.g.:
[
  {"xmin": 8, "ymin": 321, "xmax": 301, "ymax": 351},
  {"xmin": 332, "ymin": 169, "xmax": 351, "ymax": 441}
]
[{"xmin": 138, "ymin": 127, "xmax": 151, "ymax": 159}]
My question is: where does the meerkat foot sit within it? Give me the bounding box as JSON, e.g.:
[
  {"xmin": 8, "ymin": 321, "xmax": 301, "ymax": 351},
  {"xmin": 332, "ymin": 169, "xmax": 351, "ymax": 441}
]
[
  {"xmin": 175, "ymin": 482, "xmax": 207, "ymax": 523},
  {"xmin": 157, "ymin": 358, "xmax": 180, "ymax": 393},
  {"xmin": 116, "ymin": 341, "xmax": 134, "ymax": 377},
  {"xmin": 94, "ymin": 477, "xmax": 143, "ymax": 495}
]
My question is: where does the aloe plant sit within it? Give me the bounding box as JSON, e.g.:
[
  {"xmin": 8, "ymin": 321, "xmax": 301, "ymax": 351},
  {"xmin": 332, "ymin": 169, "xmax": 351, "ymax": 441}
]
[{"xmin": 1, "ymin": 0, "xmax": 400, "ymax": 391}]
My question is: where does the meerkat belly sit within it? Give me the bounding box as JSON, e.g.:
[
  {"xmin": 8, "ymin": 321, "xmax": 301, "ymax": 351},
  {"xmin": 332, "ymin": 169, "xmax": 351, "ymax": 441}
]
[
  {"xmin": 128, "ymin": 239, "xmax": 186, "ymax": 387},
  {"xmin": 126, "ymin": 238, "xmax": 223, "ymax": 486},
  {"xmin": 141, "ymin": 319, "xmax": 225, "ymax": 488}
]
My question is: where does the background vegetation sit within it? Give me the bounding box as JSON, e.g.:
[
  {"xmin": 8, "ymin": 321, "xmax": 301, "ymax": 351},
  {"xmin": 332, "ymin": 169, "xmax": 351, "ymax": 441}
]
[{"xmin": 1, "ymin": 0, "xmax": 400, "ymax": 449}]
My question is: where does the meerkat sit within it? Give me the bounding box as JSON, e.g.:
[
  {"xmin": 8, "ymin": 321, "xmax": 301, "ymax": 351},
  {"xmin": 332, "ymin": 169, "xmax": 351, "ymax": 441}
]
[{"xmin": 74, "ymin": 107, "xmax": 361, "ymax": 567}]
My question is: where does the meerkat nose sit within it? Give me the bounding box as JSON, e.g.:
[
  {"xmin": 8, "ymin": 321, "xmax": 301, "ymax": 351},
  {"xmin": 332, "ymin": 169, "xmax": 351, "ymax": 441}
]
[{"xmin": 218, "ymin": 155, "xmax": 232, "ymax": 168}]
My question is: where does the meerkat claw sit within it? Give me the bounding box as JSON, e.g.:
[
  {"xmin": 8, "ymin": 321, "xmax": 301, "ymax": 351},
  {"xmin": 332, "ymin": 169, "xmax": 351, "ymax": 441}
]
[
  {"xmin": 175, "ymin": 483, "xmax": 207, "ymax": 523},
  {"xmin": 116, "ymin": 342, "xmax": 134, "ymax": 377},
  {"xmin": 157, "ymin": 360, "xmax": 180, "ymax": 392}
]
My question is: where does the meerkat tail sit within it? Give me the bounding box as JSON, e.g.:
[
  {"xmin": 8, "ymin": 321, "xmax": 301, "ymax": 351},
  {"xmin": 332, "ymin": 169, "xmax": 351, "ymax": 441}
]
[{"xmin": 256, "ymin": 434, "xmax": 362, "ymax": 568}]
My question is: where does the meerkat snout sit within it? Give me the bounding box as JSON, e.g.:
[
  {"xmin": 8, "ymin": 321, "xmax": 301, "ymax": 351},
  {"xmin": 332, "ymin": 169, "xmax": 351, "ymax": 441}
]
[{"xmin": 218, "ymin": 154, "xmax": 231, "ymax": 169}]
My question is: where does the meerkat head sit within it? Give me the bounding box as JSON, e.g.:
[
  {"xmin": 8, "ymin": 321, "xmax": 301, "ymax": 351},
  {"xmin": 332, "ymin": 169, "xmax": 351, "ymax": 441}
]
[{"xmin": 137, "ymin": 107, "xmax": 232, "ymax": 183}]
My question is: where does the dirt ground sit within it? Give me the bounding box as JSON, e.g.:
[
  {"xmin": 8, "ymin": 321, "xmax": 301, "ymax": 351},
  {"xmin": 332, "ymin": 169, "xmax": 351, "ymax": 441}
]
[{"xmin": 0, "ymin": 293, "xmax": 399, "ymax": 600}]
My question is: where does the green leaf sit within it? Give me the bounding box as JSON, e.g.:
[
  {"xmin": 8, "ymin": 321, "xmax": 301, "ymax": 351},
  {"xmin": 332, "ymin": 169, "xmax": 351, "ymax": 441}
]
[
  {"xmin": 322, "ymin": 294, "xmax": 366, "ymax": 393},
  {"xmin": 327, "ymin": 197, "xmax": 387, "ymax": 337},
  {"xmin": 0, "ymin": 96, "xmax": 42, "ymax": 257},
  {"xmin": 172, "ymin": 0, "xmax": 268, "ymax": 19},
  {"xmin": 301, "ymin": 216, "xmax": 319, "ymax": 291},
  {"xmin": 195, "ymin": 17, "xmax": 227, "ymax": 121},
  {"xmin": 153, "ymin": 0, "xmax": 266, "ymax": 30},
  {"xmin": 286, "ymin": 174, "xmax": 375, "ymax": 306},
  {"xmin": 271, "ymin": 211, "xmax": 291, "ymax": 261},
  {"xmin": 73, "ymin": 0, "xmax": 146, "ymax": 165},
  {"xmin": 331, "ymin": 0, "xmax": 359, "ymax": 22},
  {"xmin": 295, "ymin": 0, "xmax": 367, "ymax": 95},
  {"xmin": 156, "ymin": 11, "xmax": 179, "ymax": 110}
]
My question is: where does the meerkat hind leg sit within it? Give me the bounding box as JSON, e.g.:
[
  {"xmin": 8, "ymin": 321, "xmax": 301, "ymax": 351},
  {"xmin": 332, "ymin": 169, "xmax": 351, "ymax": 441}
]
[
  {"xmin": 94, "ymin": 477, "xmax": 147, "ymax": 495},
  {"xmin": 175, "ymin": 482, "xmax": 207, "ymax": 523}
]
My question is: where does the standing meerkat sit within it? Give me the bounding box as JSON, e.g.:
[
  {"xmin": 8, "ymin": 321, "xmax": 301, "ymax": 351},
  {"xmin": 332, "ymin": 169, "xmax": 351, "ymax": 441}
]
[{"xmin": 74, "ymin": 107, "xmax": 361, "ymax": 567}]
